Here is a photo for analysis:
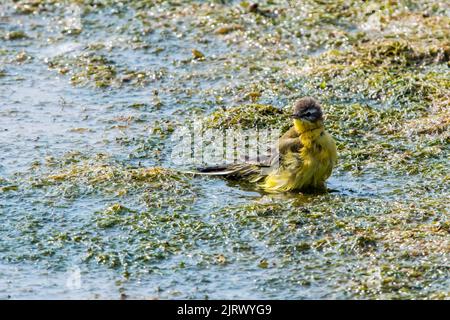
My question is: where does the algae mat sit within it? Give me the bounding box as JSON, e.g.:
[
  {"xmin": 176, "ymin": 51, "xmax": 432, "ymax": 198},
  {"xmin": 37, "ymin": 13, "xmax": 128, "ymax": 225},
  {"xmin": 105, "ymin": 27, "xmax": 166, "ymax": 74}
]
[{"xmin": 0, "ymin": 1, "xmax": 448, "ymax": 299}]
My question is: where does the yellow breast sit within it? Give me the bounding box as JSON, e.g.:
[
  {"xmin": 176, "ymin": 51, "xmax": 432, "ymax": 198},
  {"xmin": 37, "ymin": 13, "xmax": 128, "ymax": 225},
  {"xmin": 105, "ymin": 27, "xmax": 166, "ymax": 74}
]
[{"xmin": 262, "ymin": 121, "xmax": 337, "ymax": 193}]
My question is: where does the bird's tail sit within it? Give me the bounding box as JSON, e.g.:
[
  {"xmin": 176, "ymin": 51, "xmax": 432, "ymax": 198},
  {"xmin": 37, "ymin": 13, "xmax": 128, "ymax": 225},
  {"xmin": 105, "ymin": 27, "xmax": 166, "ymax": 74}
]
[{"xmin": 190, "ymin": 163, "xmax": 267, "ymax": 181}]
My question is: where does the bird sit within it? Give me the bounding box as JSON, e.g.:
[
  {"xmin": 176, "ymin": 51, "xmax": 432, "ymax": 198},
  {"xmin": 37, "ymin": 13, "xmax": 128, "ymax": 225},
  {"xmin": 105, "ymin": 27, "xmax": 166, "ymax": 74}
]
[{"xmin": 197, "ymin": 97, "xmax": 337, "ymax": 193}]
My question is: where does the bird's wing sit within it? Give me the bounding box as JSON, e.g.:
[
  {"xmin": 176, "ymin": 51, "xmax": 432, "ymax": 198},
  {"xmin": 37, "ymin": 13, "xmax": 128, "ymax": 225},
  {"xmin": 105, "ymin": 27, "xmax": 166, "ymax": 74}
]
[
  {"xmin": 195, "ymin": 163, "xmax": 262, "ymax": 178},
  {"xmin": 195, "ymin": 126, "xmax": 302, "ymax": 177},
  {"xmin": 265, "ymin": 126, "xmax": 302, "ymax": 165}
]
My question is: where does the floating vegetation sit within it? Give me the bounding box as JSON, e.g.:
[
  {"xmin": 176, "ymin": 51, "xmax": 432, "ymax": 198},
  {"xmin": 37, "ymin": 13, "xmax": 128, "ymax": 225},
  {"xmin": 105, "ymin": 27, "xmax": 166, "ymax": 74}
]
[
  {"xmin": 47, "ymin": 53, "xmax": 117, "ymax": 88},
  {"xmin": 1, "ymin": 154, "xmax": 201, "ymax": 273},
  {"xmin": 29, "ymin": 155, "xmax": 195, "ymax": 201},
  {"xmin": 203, "ymin": 104, "xmax": 290, "ymax": 130},
  {"xmin": 47, "ymin": 52, "xmax": 157, "ymax": 88},
  {"xmin": 214, "ymin": 24, "xmax": 244, "ymax": 35},
  {"xmin": 301, "ymin": 39, "xmax": 450, "ymax": 107},
  {"xmin": 211, "ymin": 196, "xmax": 449, "ymax": 299},
  {"xmin": 0, "ymin": 0, "xmax": 449, "ymax": 299},
  {"xmin": 191, "ymin": 49, "xmax": 205, "ymax": 60},
  {"xmin": 2, "ymin": 30, "xmax": 28, "ymax": 40}
]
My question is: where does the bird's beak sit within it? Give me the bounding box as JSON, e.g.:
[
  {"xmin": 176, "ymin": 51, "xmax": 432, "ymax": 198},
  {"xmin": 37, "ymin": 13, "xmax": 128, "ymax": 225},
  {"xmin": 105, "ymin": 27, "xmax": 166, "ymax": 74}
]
[{"xmin": 290, "ymin": 114, "xmax": 302, "ymax": 119}]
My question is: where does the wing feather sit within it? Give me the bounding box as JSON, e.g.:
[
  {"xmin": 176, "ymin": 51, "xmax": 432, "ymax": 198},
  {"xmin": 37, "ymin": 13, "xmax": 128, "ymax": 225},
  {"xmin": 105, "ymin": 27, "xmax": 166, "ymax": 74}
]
[{"xmin": 195, "ymin": 126, "xmax": 302, "ymax": 179}]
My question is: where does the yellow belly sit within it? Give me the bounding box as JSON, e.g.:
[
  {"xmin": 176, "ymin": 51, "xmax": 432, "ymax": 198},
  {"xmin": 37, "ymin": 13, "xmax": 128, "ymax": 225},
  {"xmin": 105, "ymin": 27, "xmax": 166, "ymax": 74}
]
[{"xmin": 262, "ymin": 131, "xmax": 337, "ymax": 193}]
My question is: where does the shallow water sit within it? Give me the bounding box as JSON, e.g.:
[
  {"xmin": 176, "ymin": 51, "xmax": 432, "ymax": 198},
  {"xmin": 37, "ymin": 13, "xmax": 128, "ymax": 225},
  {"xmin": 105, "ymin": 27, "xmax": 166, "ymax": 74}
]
[{"xmin": 0, "ymin": 1, "xmax": 449, "ymax": 299}]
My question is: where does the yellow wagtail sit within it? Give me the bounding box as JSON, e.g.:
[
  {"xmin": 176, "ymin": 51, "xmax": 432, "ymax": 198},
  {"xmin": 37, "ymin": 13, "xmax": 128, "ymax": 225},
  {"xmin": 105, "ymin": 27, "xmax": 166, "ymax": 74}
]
[{"xmin": 198, "ymin": 97, "xmax": 337, "ymax": 193}]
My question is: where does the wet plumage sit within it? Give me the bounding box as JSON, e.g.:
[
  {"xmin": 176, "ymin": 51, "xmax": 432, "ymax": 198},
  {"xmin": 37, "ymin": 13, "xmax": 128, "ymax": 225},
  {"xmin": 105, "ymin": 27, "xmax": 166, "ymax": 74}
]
[{"xmin": 198, "ymin": 97, "xmax": 337, "ymax": 193}]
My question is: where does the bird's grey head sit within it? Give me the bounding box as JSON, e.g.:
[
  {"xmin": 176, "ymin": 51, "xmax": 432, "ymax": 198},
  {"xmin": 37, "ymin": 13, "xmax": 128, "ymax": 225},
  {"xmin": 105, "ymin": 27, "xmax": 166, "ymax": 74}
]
[{"xmin": 291, "ymin": 97, "xmax": 323, "ymax": 122}]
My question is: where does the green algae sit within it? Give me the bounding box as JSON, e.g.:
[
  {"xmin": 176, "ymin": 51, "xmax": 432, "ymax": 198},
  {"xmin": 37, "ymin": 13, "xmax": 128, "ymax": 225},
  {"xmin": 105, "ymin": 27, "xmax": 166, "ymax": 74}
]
[
  {"xmin": 301, "ymin": 39, "xmax": 449, "ymax": 107},
  {"xmin": 0, "ymin": 185, "xmax": 19, "ymax": 192},
  {"xmin": 47, "ymin": 51, "xmax": 158, "ymax": 88},
  {"xmin": 47, "ymin": 53, "xmax": 116, "ymax": 88},
  {"xmin": 210, "ymin": 196, "xmax": 449, "ymax": 299},
  {"xmin": 203, "ymin": 103, "xmax": 290, "ymax": 130},
  {"xmin": 2, "ymin": 153, "xmax": 202, "ymax": 272},
  {"xmin": 2, "ymin": 30, "xmax": 28, "ymax": 40},
  {"xmin": 1, "ymin": 0, "xmax": 449, "ymax": 299},
  {"xmin": 29, "ymin": 154, "xmax": 195, "ymax": 201}
]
